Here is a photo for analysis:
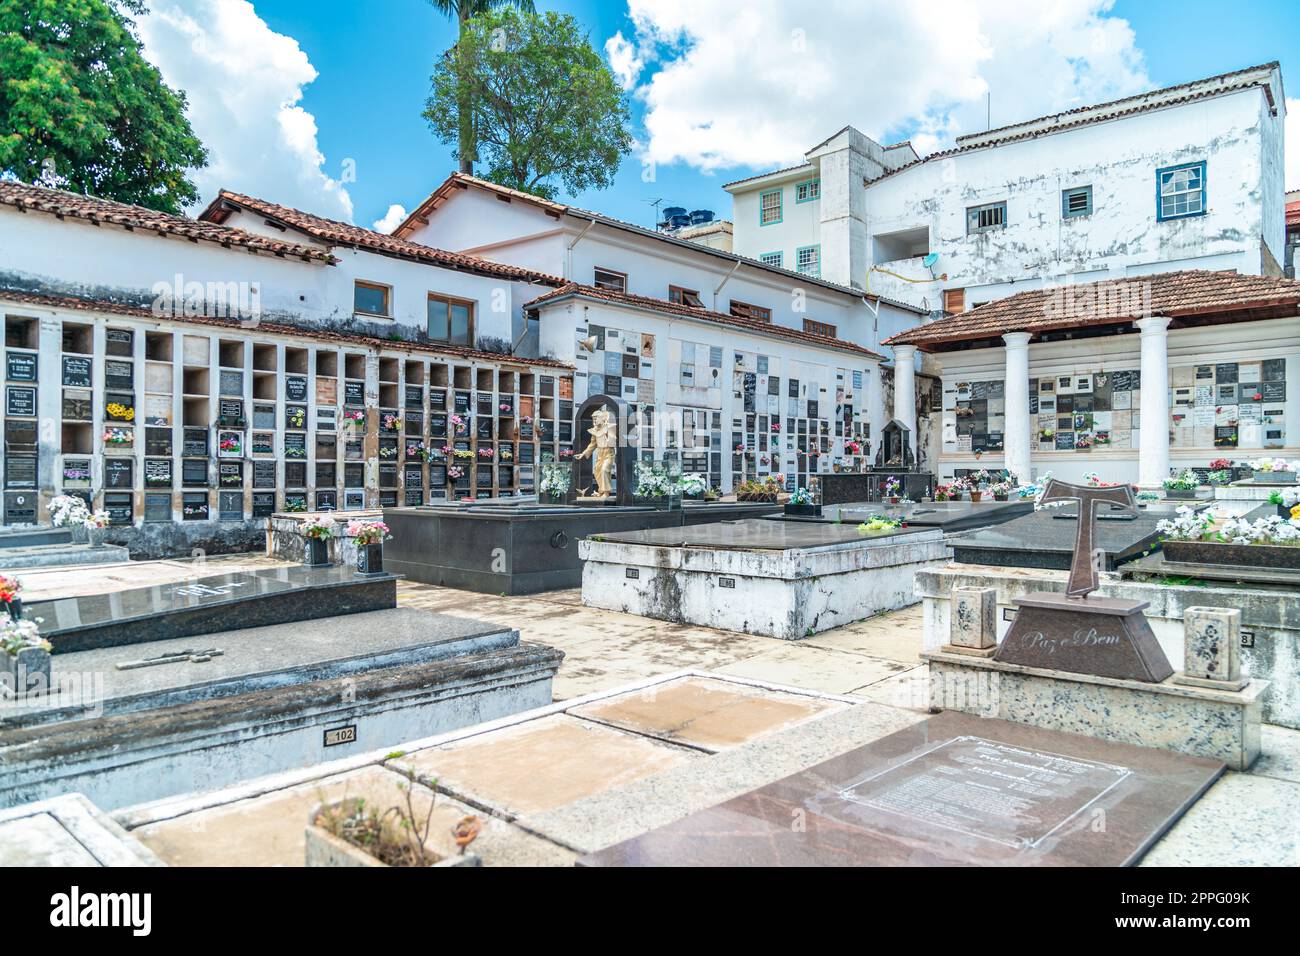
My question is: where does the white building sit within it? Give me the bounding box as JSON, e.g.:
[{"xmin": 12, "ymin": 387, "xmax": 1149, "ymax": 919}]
[
  {"xmin": 391, "ymin": 173, "xmax": 926, "ymax": 490},
  {"xmin": 0, "ymin": 180, "xmax": 577, "ymax": 547},
  {"xmin": 884, "ymin": 270, "xmax": 1300, "ymax": 487},
  {"xmin": 727, "ymin": 63, "xmax": 1287, "ymax": 314}
]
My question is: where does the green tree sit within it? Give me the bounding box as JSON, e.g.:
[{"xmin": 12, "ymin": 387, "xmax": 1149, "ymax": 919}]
[
  {"xmin": 424, "ymin": 8, "xmax": 632, "ymax": 198},
  {"xmin": 427, "ymin": 0, "xmax": 535, "ymax": 176},
  {"xmin": 0, "ymin": 0, "xmax": 207, "ymax": 213}
]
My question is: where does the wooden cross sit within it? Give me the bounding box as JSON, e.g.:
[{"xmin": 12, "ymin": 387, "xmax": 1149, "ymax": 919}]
[{"xmin": 1038, "ymin": 478, "xmax": 1136, "ymax": 597}]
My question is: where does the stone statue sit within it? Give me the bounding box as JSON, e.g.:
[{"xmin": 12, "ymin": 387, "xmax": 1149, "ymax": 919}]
[{"xmin": 576, "ymin": 405, "xmax": 618, "ymax": 497}]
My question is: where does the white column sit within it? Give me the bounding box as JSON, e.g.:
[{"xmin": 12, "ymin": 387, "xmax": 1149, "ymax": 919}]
[
  {"xmin": 1137, "ymin": 316, "xmax": 1172, "ymax": 489},
  {"xmin": 1001, "ymin": 332, "xmax": 1032, "ymax": 485},
  {"xmin": 892, "ymin": 344, "xmax": 917, "ymax": 459}
]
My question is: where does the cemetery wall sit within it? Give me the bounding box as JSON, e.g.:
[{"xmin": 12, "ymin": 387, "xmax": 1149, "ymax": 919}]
[{"xmin": 930, "ymin": 317, "xmax": 1300, "ymax": 484}]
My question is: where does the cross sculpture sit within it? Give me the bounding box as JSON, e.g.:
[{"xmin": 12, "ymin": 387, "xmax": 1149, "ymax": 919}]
[{"xmin": 1038, "ymin": 478, "xmax": 1137, "ymax": 597}]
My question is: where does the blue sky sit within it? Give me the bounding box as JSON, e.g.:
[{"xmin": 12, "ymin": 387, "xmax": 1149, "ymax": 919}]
[{"xmin": 169, "ymin": 0, "xmax": 1299, "ymax": 229}]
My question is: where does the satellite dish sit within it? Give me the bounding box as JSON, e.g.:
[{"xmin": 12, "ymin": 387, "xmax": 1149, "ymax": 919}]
[{"xmin": 922, "ymin": 253, "xmax": 939, "ymax": 268}]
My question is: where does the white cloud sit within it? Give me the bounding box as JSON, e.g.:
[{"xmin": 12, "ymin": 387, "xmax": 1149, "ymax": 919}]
[
  {"xmin": 620, "ymin": 0, "xmax": 1149, "ymax": 172},
  {"xmin": 1287, "ymin": 99, "xmax": 1300, "ymax": 191},
  {"xmin": 372, "ymin": 203, "xmax": 408, "ymax": 234},
  {"xmin": 605, "ymin": 31, "xmax": 645, "ymax": 90},
  {"xmin": 136, "ymin": 0, "xmax": 353, "ymax": 220}
]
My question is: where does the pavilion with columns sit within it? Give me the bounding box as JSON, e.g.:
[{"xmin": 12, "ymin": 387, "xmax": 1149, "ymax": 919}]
[{"xmin": 883, "ymin": 270, "xmax": 1300, "ymax": 488}]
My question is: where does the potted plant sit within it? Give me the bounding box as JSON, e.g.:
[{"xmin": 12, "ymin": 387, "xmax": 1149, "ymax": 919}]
[
  {"xmin": 0, "ymin": 574, "xmax": 22, "ymax": 621},
  {"xmin": 990, "ymin": 479, "xmax": 1014, "ymax": 501},
  {"xmin": 1, "ymin": 616, "xmax": 50, "ymax": 698},
  {"xmin": 302, "ymin": 515, "xmax": 335, "ymax": 566},
  {"xmin": 734, "ymin": 476, "xmax": 782, "ymax": 503},
  {"xmin": 1162, "ymin": 469, "xmax": 1201, "ymax": 500},
  {"xmin": 633, "ymin": 461, "xmax": 673, "ymax": 505},
  {"xmin": 784, "ymin": 486, "xmax": 822, "ymax": 517},
  {"xmin": 967, "ymin": 470, "xmax": 991, "ymax": 503},
  {"xmin": 1249, "ymin": 457, "xmax": 1298, "ymax": 484},
  {"xmin": 933, "ymin": 483, "xmax": 951, "ymax": 502},
  {"xmin": 50, "ymin": 494, "xmax": 91, "ymax": 543},
  {"xmin": 306, "ymin": 775, "xmax": 481, "ymax": 868},
  {"xmin": 1158, "ymin": 508, "xmax": 1300, "ymax": 569},
  {"xmin": 948, "ymin": 477, "xmax": 966, "ymax": 502},
  {"xmin": 348, "ymin": 519, "xmax": 390, "ymax": 575},
  {"xmin": 83, "ymin": 510, "xmax": 110, "ymax": 547},
  {"xmin": 882, "ymin": 476, "xmax": 901, "ymax": 504}
]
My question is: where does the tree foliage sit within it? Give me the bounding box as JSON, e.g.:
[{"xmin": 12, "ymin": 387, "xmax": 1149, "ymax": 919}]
[
  {"xmin": 424, "ymin": 8, "xmax": 631, "ymax": 199},
  {"xmin": 0, "ymin": 0, "xmax": 207, "ymax": 213}
]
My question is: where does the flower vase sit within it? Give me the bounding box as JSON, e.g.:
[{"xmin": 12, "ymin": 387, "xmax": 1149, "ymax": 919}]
[
  {"xmin": 969, "ymin": 491, "xmax": 984, "ymax": 503},
  {"xmin": 69, "ymin": 524, "xmax": 89, "ymax": 545},
  {"xmin": 2, "ymin": 644, "xmax": 50, "ymax": 697},
  {"xmin": 87, "ymin": 526, "xmax": 106, "ymax": 549},
  {"xmin": 305, "ymin": 537, "xmax": 330, "ymax": 567},
  {"xmin": 4, "ymin": 598, "xmax": 21, "ymax": 621},
  {"xmin": 355, "ymin": 543, "xmax": 384, "ymax": 576}
]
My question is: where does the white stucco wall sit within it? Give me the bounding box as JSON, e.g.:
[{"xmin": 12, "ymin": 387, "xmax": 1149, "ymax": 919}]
[{"xmin": 729, "ymin": 79, "xmax": 1285, "ymax": 311}]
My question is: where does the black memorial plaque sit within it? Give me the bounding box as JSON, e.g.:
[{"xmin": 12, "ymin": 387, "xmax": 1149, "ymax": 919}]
[
  {"xmin": 103, "ymin": 457, "xmax": 134, "ymax": 490},
  {"xmin": 145, "ymin": 427, "xmax": 173, "ymax": 456},
  {"xmin": 6, "ymin": 385, "xmax": 36, "ymax": 417},
  {"xmin": 105, "ymin": 329, "xmax": 133, "ymax": 356},
  {"xmin": 182, "ymin": 493, "xmax": 208, "ymax": 520},
  {"xmin": 344, "ymin": 462, "xmax": 365, "ymax": 488},
  {"xmin": 253, "ymin": 460, "xmax": 278, "ymax": 489},
  {"xmin": 252, "ymin": 492, "xmax": 276, "ymax": 518},
  {"xmin": 6, "ymin": 351, "xmax": 37, "ymax": 382},
  {"xmin": 219, "ymin": 462, "xmax": 243, "ymax": 488},
  {"xmin": 251, "ymin": 432, "xmax": 275, "ymax": 456},
  {"xmin": 218, "ymin": 490, "xmax": 243, "ymax": 521},
  {"xmin": 62, "ymin": 355, "xmax": 92, "ymax": 387},
  {"xmin": 104, "ymin": 359, "xmax": 134, "ymax": 390},
  {"xmin": 285, "ymin": 462, "xmax": 306, "ymax": 487},
  {"xmin": 3, "ymin": 491, "xmax": 36, "ymax": 524},
  {"xmin": 285, "ymin": 376, "xmax": 308, "ymax": 402},
  {"xmin": 182, "ymin": 428, "xmax": 208, "ymax": 458},
  {"xmin": 344, "ymin": 381, "xmax": 365, "ymax": 405},
  {"xmin": 104, "ymin": 492, "xmax": 133, "ymax": 525},
  {"xmin": 144, "ymin": 458, "xmax": 172, "ymax": 488},
  {"xmin": 4, "ymin": 455, "xmax": 37, "ymax": 489},
  {"xmin": 284, "ymin": 432, "xmax": 307, "ymax": 459},
  {"xmin": 144, "ymin": 493, "xmax": 172, "ymax": 523},
  {"xmin": 405, "ymin": 385, "xmax": 423, "ymax": 409},
  {"xmin": 182, "ymin": 459, "xmax": 209, "ymax": 488}
]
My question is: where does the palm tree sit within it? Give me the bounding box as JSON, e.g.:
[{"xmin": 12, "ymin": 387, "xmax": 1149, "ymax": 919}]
[{"xmin": 428, "ymin": 0, "xmax": 535, "ymax": 175}]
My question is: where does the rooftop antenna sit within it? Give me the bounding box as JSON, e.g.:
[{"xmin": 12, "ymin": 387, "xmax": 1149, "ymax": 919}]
[
  {"xmin": 645, "ymin": 197, "xmax": 666, "ymax": 230},
  {"xmin": 986, "ymin": 91, "xmax": 991, "ymax": 131}
]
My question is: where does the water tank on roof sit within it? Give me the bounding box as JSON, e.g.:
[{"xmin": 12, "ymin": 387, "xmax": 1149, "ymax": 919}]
[
  {"xmin": 662, "ymin": 206, "xmax": 687, "ymax": 220},
  {"xmin": 690, "ymin": 209, "xmax": 714, "ymax": 225}
]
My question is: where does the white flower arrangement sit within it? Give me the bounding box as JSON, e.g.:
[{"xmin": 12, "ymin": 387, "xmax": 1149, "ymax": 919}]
[
  {"xmin": 678, "ymin": 473, "xmax": 708, "ymax": 498},
  {"xmin": 1249, "ymin": 457, "xmax": 1299, "ymax": 473},
  {"xmin": 539, "ymin": 462, "xmax": 570, "ymax": 499},
  {"xmin": 49, "ymin": 494, "xmax": 90, "ymax": 527},
  {"xmin": 302, "ymin": 515, "xmax": 335, "ymax": 540},
  {"xmin": 1270, "ymin": 488, "xmax": 1300, "ymax": 508},
  {"xmin": 1157, "ymin": 506, "xmax": 1300, "ymax": 547},
  {"xmin": 1, "ymin": 618, "xmax": 49, "ymax": 656},
  {"xmin": 83, "ymin": 510, "xmax": 111, "ymax": 530},
  {"xmin": 633, "ymin": 461, "xmax": 672, "ymax": 498},
  {"xmin": 1162, "ymin": 469, "xmax": 1200, "ymax": 491}
]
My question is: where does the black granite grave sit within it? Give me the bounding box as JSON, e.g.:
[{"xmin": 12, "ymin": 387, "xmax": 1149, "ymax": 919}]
[
  {"xmin": 949, "ymin": 501, "xmax": 1198, "ymax": 571},
  {"xmin": 28, "ymin": 565, "xmax": 396, "ymax": 653},
  {"xmin": 770, "ymin": 498, "xmax": 1033, "ymax": 533},
  {"xmin": 383, "ymin": 500, "xmax": 781, "ymax": 594}
]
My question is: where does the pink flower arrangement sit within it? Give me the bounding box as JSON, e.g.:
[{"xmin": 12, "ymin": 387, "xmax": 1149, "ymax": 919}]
[
  {"xmin": 447, "ymin": 465, "xmax": 464, "ymax": 480},
  {"xmin": 347, "ymin": 519, "xmax": 390, "ymax": 546},
  {"xmin": 477, "ymin": 448, "xmax": 495, "ymax": 459}
]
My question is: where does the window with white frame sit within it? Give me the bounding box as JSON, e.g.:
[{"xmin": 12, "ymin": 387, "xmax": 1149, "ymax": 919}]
[
  {"xmin": 759, "ymin": 189, "xmax": 783, "ymax": 226},
  {"xmin": 795, "ymin": 179, "xmax": 820, "ymax": 203},
  {"xmin": 795, "ymin": 245, "xmax": 820, "ymax": 277},
  {"xmin": 593, "ymin": 267, "xmax": 627, "ymax": 292},
  {"xmin": 759, "ymin": 251, "xmax": 783, "ymax": 268},
  {"xmin": 966, "ymin": 201, "xmax": 1007, "ymax": 234},
  {"xmin": 1157, "ymin": 162, "xmax": 1205, "ymax": 220}
]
